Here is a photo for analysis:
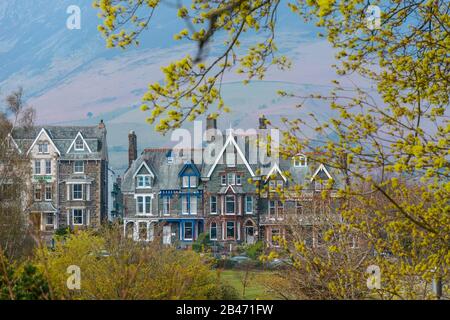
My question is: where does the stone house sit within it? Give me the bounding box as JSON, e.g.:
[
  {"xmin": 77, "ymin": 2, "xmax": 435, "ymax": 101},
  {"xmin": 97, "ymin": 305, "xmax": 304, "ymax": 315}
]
[{"xmin": 10, "ymin": 121, "xmax": 108, "ymax": 240}]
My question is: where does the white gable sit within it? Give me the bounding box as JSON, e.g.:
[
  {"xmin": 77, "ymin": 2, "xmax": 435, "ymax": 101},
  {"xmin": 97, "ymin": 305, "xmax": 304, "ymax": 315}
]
[
  {"xmin": 264, "ymin": 162, "xmax": 287, "ymax": 182},
  {"xmin": 26, "ymin": 128, "xmax": 61, "ymax": 156},
  {"xmin": 67, "ymin": 132, "xmax": 92, "ymax": 153},
  {"xmin": 310, "ymin": 163, "xmax": 332, "ymax": 181},
  {"xmin": 133, "ymin": 161, "xmax": 155, "ymax": 179},
  {"xmin": 206, "ymin": 131, "xmax": 255, "ymax": 178}
]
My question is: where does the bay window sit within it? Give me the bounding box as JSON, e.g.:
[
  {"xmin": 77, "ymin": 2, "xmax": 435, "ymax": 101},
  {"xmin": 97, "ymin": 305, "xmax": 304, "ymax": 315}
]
[
  {"xmin": 225, "ymin": 195, "xmax": 235, "ymax": 214},
  {"xmin": 72, "ymin": 209, "xmax": 83, "ymax": 225},
  {"xmin": 226, "ymin": 221, "xmax": 235, "ymax": 239},
  {"xmin": 210, "ymin": 222, "xmax": 217, "ymax": 240},
  {"xmin": 73, "ymin": 184, "xmax": 83, "ymax": 200},
  {"xmin": 210, "ymin": 195, "xmax": 217, "ymax": 214},
  {"xmin": 136, "ymin": 196, "xmax": 152, "ymax": 215}
]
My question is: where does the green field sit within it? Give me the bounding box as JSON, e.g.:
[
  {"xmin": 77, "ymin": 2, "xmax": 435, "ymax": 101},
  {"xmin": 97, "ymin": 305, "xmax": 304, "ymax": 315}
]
[{"xmin": 220, "ymin": 270, "xmax": 276, "ymax": 300}]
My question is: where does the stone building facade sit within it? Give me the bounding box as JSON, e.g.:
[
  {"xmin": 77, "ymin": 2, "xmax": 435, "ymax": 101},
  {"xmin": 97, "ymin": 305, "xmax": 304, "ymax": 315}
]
[
  {"xmin": 11, "ymin": 121, "xmax": 108, "ymax": 240},
  {"xmin": 121, "ymin": 116, "xmax": 341, "ymax": 252}
]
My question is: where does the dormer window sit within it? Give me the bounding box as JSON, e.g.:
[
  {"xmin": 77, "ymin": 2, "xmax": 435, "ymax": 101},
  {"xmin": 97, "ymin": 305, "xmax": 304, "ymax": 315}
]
[
  {"xmin": 75, "ymin": 139, "xmax": 84, "ymax": 151},
  {"xmin": 293, "ymin": 154, "xmax": 307, "ymax": 167},
  {"xmin": 182, "ymin": 176, "xmax": 197, "ymax": 188},
  {"xmin": 269, "ymin": 180, "xmax": 284, "ymax": 192},
  {"xmin": 38, "ymin": 143, "xmax": 49, "ymax": 154},
  {"xmin": 167, "ymin": 156, "xmax": 174, "ymax": 164},
  {"xmin": 137, "ymin": 175, "xmax": 152, "ymax": 188}
]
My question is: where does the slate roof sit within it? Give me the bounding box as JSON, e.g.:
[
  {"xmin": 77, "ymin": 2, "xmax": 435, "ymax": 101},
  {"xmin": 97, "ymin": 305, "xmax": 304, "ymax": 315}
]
[
  {"xmin": 122, "ymin": 131, "xmax": 342, "ymax": 192},
  {"xmin": 11, "ymin": 125, "xmax": 108, "ymax": 160},
  {"xmin": 29, "ymin": 202, "xmax": 57, "ymax": 213},
  {"xmin": 121, "ymin": 148, "xmax": 204, "ymax": 192}
]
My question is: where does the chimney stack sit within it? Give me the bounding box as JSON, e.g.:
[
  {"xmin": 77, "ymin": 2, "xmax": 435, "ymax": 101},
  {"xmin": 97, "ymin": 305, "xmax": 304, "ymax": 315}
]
[
  {"xmin": 206, "ymin": 115, "xmax": 218, "ymax": 142},
  {"xmin": 98, "ymin": 119, "xmax": 106, "ymax": 129},
  {"xmin": 128, "ymin": 130, "xmax": 137, "ymax": 168},
  {"xmin": 259, "ymin": 115, "xmax": 267, "ymax": 129}
]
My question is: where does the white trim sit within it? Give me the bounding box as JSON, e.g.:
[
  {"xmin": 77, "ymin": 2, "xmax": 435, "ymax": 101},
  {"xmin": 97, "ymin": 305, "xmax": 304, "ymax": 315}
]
[
  {"xmin": 67, "ymin": 132, "xmax": 92, "ymax": 153},
  {"xmin": 132, "ymin": 161, "xmax": 155, "ymax": 179},
  {"xmin": 74, "ymin": 160, "xmax": 84, "ymax": 174},
  {"xmin": 7, "ymin": 134, "xmax": 22, "ymax": 154},
  {"xmin": 26, "ymin": 128, "xmax": 61, "ymax": 156},
  {"xmin": 209, "ymin": 222, "xmax": 218, "ymax": 240},
  {"xmin": 206, "ymin": 131, "xmax": 255, "ymax": 178},
  {"xmin": 224, "ymin": 184, "xmax": 236, "ymax": 194},
  {"xmin": 72, "ymin": 208, "xmax": 84, "ymax": 225},
  {"xmin": 310, "ymin": 163, "xmax": 332, "ymax": 182},
  {"xmin": 264, "ymin": 162, "xmax": 287, "ymax": 182}
]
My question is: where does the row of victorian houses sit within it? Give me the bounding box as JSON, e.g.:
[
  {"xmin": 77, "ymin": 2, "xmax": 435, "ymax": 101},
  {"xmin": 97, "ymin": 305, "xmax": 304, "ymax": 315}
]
[
  {"xmin": 5, "ymin": 116, "xmax": 339, "ymax": 251},
  {"xmin": 120, "ymin": 116, "xmax": 340, "ymax": 251}
]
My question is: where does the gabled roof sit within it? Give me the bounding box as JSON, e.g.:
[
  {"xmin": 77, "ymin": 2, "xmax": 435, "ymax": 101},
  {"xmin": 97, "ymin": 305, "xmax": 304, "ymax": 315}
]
[
  {"xmin": 11, "ymin": 125, "xmax": 107, "ymax": 161},
  {"xmin": 66, "ymin": 132, "xmax": 92, "ymax": 153},
  {"xmin": 206, "ymin": 131, "xmax": 255, "ymax": 178},
  {"xmin": 264, "ymin": 162, "xmax": 287, "ymax": 182},
  {"xmin": 133, "ymin": 161, "xmax": 155, "ymax": 179},
  {"xmin": 7, "ymin": 133, "xmax": 21, "ymax": 154},
  {"xmin": 179, "ymin": 162, "xmax": 201, "ymax": 177},
  {"xmin": 310, "ymin": 163, "xmax": 333, "ymax": 181},
  {"xmin": 26, "ymin": 128, "xmax": 61, "ymax": 156}
]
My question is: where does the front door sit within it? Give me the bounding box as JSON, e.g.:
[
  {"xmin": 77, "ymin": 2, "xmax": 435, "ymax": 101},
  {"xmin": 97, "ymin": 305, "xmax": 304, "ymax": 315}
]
[
  {"xmin": 245, "ymin": 226, "xmax": 255, "ymax": 244},
  {"xmin": 163, "ymin": 225, "xmax": 171, "ymax": 245}
]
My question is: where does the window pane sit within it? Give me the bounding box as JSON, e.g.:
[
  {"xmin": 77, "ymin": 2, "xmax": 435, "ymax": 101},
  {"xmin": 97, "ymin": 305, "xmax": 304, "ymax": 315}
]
[
  {"xmin": 190, "ymin": 196, "xmax": 197, "ymax": 214},
  {"xmin": 226, "ymin": 221, "xmax": 235, "ymax": 238},
  {"xmin": 73, "ymin": 184, "xmax": 83, "ymax": 200},
  {"xmin": 145, "ymin": 196, "xmax": 151, "ymax": 213},
  {"xmin": 184, "ymin": 222, "xmax": 193, "ymax": 239},
  {"xmin": 210, "ymin": 196, "xmax": 217, "ymax": 213},
  {"xmin": 73, "ymin": 209, "xmax": 83, "ymax": 224},
  {"xmin": 226, "ymin": 196, "xmax": 235, "ymax": 214},
  {"xmin": 246, "ymin": 196, "xmax": 252, "ymax": 213},
  {"xmin": 210, "ymin": 223, "xmax": 217, "ymax": 239},
  {"xmin": 45, "ymin": 160, "xmax": 51, "ymax": 174},
  {"xmin": 137, "ymin": 196, "xmax": 144, "ymax": 213},
  {"xmin": 34, "ymin": 160, "xmax": 41, "ymax": 174}
]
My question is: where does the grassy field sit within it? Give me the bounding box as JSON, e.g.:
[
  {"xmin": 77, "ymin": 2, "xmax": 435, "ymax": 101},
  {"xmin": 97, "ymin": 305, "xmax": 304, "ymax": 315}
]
[{"xmin": 219, "ymin": 270, "xmax": 276, "ymax": 300}]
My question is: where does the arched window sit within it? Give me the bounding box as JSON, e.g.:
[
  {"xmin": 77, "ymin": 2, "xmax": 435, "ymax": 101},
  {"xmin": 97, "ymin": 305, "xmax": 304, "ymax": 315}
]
[{"xmin": 293, "ymin": 154, "xmax": 307, "ymax": 167}]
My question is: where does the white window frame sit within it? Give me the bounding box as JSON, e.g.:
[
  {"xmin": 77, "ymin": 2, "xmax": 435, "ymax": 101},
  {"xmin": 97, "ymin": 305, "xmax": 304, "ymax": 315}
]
[
  {"xmin": 46, "ymin": 213, "xmax": 54, "ymax": 226},
  {"xmin": 72, "ymin": 209, "xmax": 84, "ymax": 225},
  {"xmin": 225, "ymin": 195, "xmax": 235, "ymax": 215},
  {"xmin": 74, "ymin": 139, "xmax": 84, "ymax": 151},
  {"xmin": 38, "ymin": 143, "xmax": 49, "ymax": 154},
  {"xmin": 293, "ymin": 155, "xmax": 307, "ymax": 167},
  {"xmin": 34, "ymin": 160, "xmax": 41, "ymax": 175},
  {"xmin": 210, "ymin": 222, "xmax": 218, "ymax": 240},
  {"xmin": 34, "ymin": 185, "xmax": 42, "ymax": 201},
  {"xmin": 137, "ymin": 175, "xmax": 152, "ymax": 189},
  {"xmin": 226, "ymin": 221, "xmax": 235, "ymax": 239},
  {"xmin": 245, "ymin": 196, "xmax": 253, "ymax": 214},
  {"xmin": 210, "ymin": 195, "xmax": 218, "ymax": 214},
  {"xmin": 45, "ymin": 185, "xmax": 52, "ymax": 201},
  {"xmin": 73, "ymin": 184, "xmax": 83, "ymax": 200},
  {"xmin": 136, "ymin": 195, "xmax": 152, "ymax": 215},
  {"xmin": 74, "ymin": 161, "xmax": 84, "ymax": 174},
  {"xmin": 227, "ymin": 172, "xmax": 235, "ymax": 185},
  {"xmin": 45, "ymin": 159, "xmax": 51, "ymax": 174},
  {"xmin": 184, "ymin": 221, "xmax": 194, "ymax": 241},
  {"xmin": 236, "ymin": 174, "xmax": 242, "ymax": 185},
  {"xmin": 269, "ymin": 200, "xmax": 276, "ymax": 218}
]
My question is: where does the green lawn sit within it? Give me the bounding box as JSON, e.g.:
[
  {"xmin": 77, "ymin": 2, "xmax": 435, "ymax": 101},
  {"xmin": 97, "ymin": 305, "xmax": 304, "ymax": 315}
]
[{"xmin": 220, "ymin": 270, "xmax": 275, "ymax": 300}]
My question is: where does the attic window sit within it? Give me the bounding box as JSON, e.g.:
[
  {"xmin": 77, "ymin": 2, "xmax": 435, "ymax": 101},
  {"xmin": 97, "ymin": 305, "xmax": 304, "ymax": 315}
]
[
  {"xmin": 75, "ymin": 139, "xmax": 84, "ymax": 151},
  {"xmin": 293, "ymin": 155, "xmax": 307, "ymax": 167},
  {"xmin": 38, "ymin": 143, "xmax": 49, "ymax": 154}
]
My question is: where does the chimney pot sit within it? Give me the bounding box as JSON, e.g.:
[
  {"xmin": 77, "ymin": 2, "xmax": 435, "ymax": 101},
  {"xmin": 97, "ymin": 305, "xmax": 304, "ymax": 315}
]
[{"xmin": 98, "ymin": 119, "xmax": 106, "ymax": 129}]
